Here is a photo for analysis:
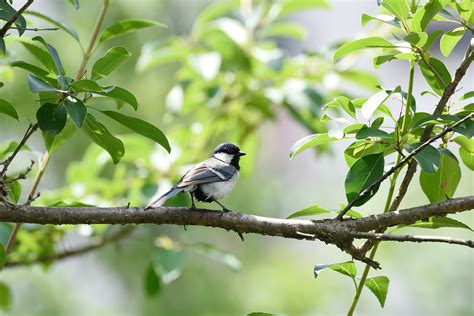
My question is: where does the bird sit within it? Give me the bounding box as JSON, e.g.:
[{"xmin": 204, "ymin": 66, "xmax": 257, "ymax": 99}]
[{"xmin": 146, "ymin": 143, "xmax": 246, "ymax": 211}]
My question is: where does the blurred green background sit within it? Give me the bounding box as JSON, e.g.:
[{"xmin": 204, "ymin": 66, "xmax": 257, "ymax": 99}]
[{"xmin": 0, "ymin": 0, "xmax": 473, "ymax": 315}]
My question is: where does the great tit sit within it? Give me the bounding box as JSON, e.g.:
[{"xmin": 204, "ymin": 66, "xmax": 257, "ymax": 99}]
[{"xmin": 147, "ymin": 143, "xmax": 246, "ymax": 211}]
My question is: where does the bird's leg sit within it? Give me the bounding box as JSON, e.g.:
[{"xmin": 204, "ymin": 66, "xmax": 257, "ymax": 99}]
[
  {"xmin": 214, "ymin": 200, "xmax": 231, "ymax": 212},
  {"xmin": 189, "ymin": 193, "xmax": 196, "ymax": 209}
]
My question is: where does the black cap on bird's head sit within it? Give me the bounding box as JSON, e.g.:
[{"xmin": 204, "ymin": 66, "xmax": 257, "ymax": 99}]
[
  {"xmin": 213, "ymin": 143, "xmax": 246, "ymax": 157},
  {"xmin": 212, "ymin": 143, "xmax": 246, "ymax": 169}
]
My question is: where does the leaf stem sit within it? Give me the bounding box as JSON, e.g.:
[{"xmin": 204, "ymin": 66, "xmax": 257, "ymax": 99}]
[
  {"xmin": 75, "ymin": 0, "xmax": 110, "ymax": 80},
  {"xmin": 401, "ymin": 60, "xmax": 415, "ymax": 133}
]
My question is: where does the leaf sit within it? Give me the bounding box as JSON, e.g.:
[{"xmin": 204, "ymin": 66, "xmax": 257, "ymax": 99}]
[
  {"xmin": 136, "ymin": 40, "xmax": 188, "ymax": 71},
  {"xmin": 419, "ymin": 57, "xmax": 451, "ymax": 96},
  {"xmin": 0, "ymin": 243, "xmax": 5, "ymax": 268},
  {"xmin": 365, "ymin": 276, "xmax": 389, "ymax": 308},
  {"xmin": 43, "ymin": 119, "xmax": 75, "ymax": 154},
  {"xmin": 64, "ymin": 97, "xmax": 86, "ymax": 127},
  {"xmin": 144, "ymin": 263, "xmax": 161, "ymax": 297},
  {"xmin": 355, "ymin": 127, "xmax": 392, "ymax": 140},
  {"xmin": 345, "ymin": 153, "xmax": 384, "ymax": 206},
  {"xmin": 32, "ymin": 36, "xmax": 67, "ymax": 88},
  {"xmin": 287, "ymin": 204, "xmax": 331, "ymax": 219},
  {"xmin": 191, "ymin": 243, "xmax": 242, "ymax": 272},
  {"xmin": 6, "ymin": 181, "xmax": 21, "ymax": 204},
  {"xmin": 36, "ymin": 103, "xmax": 67, "ymax": 135},
  {"xmin": 95, "ymin": 86, "xmax": 138, "ymax": 110},
  {"xmin": 324, "ymin": 96, "xmax": 356, "ymax": 119},
  {"xmin": 380, "ymin": 0, "xmax": 409, "ymax": 21},
  {"xmin": 333, "ymin": 37, "xmax": 394, "ymax": 61},
  {"xmin": 0, "ymin": 1, "xmax": 26, "ymax": 36},
  {"xmin": 409, "ymin": 216, "xmax": 472, "ymax": 231},
  {"xmin": 314, "ymin": 261, "xmax": 356, "ymax": 279},
  {"xmin": 0, "ymin": 282, "xmax": 11, "ymax": 311},
  {"xmin": 279, "ymin": 0, "xmax": 329, "ymax": 17},
  {"xmin": 290, "ymin": 133, "xmax": 342, "ymax": 158},
  {"xmin": 91, "ymin": 46, "xmax": 131, "ymax": 80},
  {"xmin": 24, "ymin": 11, "xmax": 80, "ymax": 42},
  {"xmin": 403, "ymin": 32, "xmax": 428, "ymax": 47},
  {"xmin": 69, "ymin": 0, "xmax": 79, "ymax": 9},
  {"xmin": 361, "ymin": 13, "xmax": 401, "ymax": 27},
  {"xmin": 99, "ymin": 19, "xmax": 166, "ymax": 43},
  {"xmin": 420, "ymin": 150, "xmax": 461, "ymax": 202},
  {"xmin": 81, "ymin": 114, "xmax": 125, "ymax": 164},
  {"xmin": 411, "ymin": 0, "xmax": 442, "ymax": 32},
  {"xmin": 453, "ymin": 135, "xmax": 474, "ymax": 153},
  {"xmin": 405, "ymin": 143, "xmax": 440, "ymax": 173},
  {"xmin": 458, "ymin": 91, "xmax": 474, "ymax": 101},
  {"xmin": 11, "ymin": 61, "xmax": 56, "ymax": 85},
  {"xmin": 440, "ymin": 27, "xmax": 465, "ymax": 57},
  {"xmin": 70, "ymin": 79, "xmax": 103, "ymax": 92},
  {"xmin": 20, "ymin": 41, "xmax": 57, "ymax": 72},
  {"xmin": 459, "ymin": 146, "xmax": 474, "ymax": 170},
  {"xmin": 27, "ymin": 75, "xmax": 58, "ymax": 93},
  {"xmin": 264, "ymin": 22, "xmax": 307, "ymax": 40},
  {"xmin": 100, "ymin": 110, "xmax": 170, "ymax": 153},
  {"xmin": 361, "ymin": 87, "xmax": 400, "ymax": 120},
  {"xmin": 153, "ymin": 247, "xmax": 186, "ymax": 276},
  {"xmin": 0, "ymin": 99, "xmax": 18, "ymax": 121}
]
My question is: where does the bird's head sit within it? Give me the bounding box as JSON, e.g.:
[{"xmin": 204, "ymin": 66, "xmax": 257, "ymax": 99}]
[{"xmin": 212, "ymin": 143, "xmax": 246, "ymax": 169}]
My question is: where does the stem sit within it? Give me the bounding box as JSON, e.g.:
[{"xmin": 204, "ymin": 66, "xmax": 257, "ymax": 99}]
[
  {"xmin": 401, "ymin": 60, "xmax": 415, "ymax": 133},
  {"xmin": 5, "ymin": 151, "xmax": 50, "ymax": 254},
  {"xmin": 75, "ymin": 0, "xmax": 110, "ymax": 80}
]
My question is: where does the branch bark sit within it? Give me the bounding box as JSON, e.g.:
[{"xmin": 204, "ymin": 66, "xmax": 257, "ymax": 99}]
[{"xmin": 0, "ymin": 0, "xmax": 34, "ymax": 37}]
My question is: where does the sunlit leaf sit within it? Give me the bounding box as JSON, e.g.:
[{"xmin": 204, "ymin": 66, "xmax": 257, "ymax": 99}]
[
  {"xmin": 314, "ymin": 261, "xmax": 356, "ymax": 279},
  {"xmin": 333, "ymin": 37, "xmax": 394, "ymax": 61},
  {"xmin": 408, "ymin": 216, "xmax": 472, "ymax": 231},
  {"xmin": 290, "ymin": 133, "xmax": 342, "ymax": 158},
  {"xmin": 92, "ymin": 46, "xmax": 131, "ymax": 80},
  {"xmin": 0, "ymin": 99, "xmax": 18, "ymax": 121},
  {"xmin": 356, "ymin": 127, "xmax": 392, "ymax": 140},
  {"xmin": 99, "ymin": 19, "xmax": 166, "ymax": 43},
  {"xmin": 365, "ymin": 276, "xmax": 389, "ymax": 308},
  {"xmin": 264, "ymin": 22, "xmax": 307, "ymax": 40},
  {"xmin": 345, "ymin": 153, "xmax": 384, "ymax": 206},
  {"xmin": 419, "ymin": 57, "xmax": 451, "ymax": 96},
  {"xmin": 0, "ymin": 282, "xmax": 11, "ymax": 311},
  {"xmin": 379, "ymin": 0, "xmax": 409, "ymax": 21},
  {"xmin": 440, "ymin": 27, "xmax": 465, "ymax": 57},
  {"xmin": 287, "ymin": 204, "xmax": 331, "ymax": 219},
  {"xmin": 94, "ymin": 86, "xmax": 138, "ymax": 110}
]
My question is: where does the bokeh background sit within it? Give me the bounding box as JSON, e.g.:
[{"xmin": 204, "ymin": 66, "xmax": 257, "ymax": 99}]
[{"xmin": 0, "ymin": 0, "xmax": 473, "ymax": 315}]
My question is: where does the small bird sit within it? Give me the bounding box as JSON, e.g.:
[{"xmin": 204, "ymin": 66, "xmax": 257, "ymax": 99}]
[{"xmin": 147, "ymin": 143, "xmax": 246, "ymax": 211}]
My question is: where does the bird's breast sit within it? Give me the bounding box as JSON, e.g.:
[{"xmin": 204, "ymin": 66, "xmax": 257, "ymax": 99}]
[{"xmin": 199, "ymin": 171, "xmax": 239, "ymax": 200}]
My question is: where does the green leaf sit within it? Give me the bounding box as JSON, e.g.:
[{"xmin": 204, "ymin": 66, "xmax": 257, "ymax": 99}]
[
  {"xmin": 440, "ymin": 27, "xmax": 465, "ymax": 57},
  {"xmin": 278, "ymin": 0, "xmax": 329, "ymax": 17},
  {"xmin": 24, "ymin": 11, "xmax": 80, "ymax": 42},
  {"xmin": 420, "ymin": 150, "xmax": 461, "ymax": 202},
  {"xmin": 94, "ymin": 86, "xmax": 138, "ymax": 110},
  {"xmin": 0, "ymin": 1, "xmax": 26, "ymax": 36},
  {"xmin": 458, "ymin": 91, "xmax": 474, "ymax": 101},
  {"xmin": 361, "ymin": 13, "xmax": 401, "ymax": 27},
  {"xmin": 323, "ymin": 96, "xmax": 356, "ymax": 119},
  {"xmin": 100, "ymin": 110, "xmax": 170, "ymax": 153},
  {"xmin": 69, "ymin": 0, "xmax": 79, "ymax": 9},
  {"xmin": 403, "ymin": 32, "xmax": 428, "ymax": 47},
  {"xmin": 380, "ymin": 0, "xmax": 409, "ymax": 21},
  {"xmin": 32, "ymin": 36, "xmax": 67, "ymax": 88},
  {"xmin": 264, "ymin": 22, "xmax": 307, "ymax": 40},
  {"xmin": 0, "ymin": 99, "xmax": 18, "ymax": 121},
  {"xmin": 36, "ymin": 103, "xmax": 67, "ymax": 135},
  {"xmin": 453, "ymin": 135, "xmax": 474, "ymax": 152},
  {"xmin": 0, "ymin": 282, "xmax": 11, "ymax": 311},
  {"xmin": 43, "ymin": 120, "xmax": 76, "ymax": 154},
  {"xmin": 314, "ymin": 261, "xmax": 356, "ymax": 279},
  {"xmin": 345, "ymin": 153, "xmax": 384, "ymax": 206},
  {"xmin": 144, "ymin": 264, "xmax": 161, "ymax": 297},
  {"xmin": 99, "ymin": 19, "xmax": 166, "ymax": 43},
  {"xmin": 136, "ymin": 40, "xmax": 188, "ymax": 71},
  {"xmin": 0, "ymin": 243, "xmax": 5, "ymax": 268},
  {"xmin": 409, "ymin": 216, "xmax": 472, "ymax": 231},
  {"xmin": 20, "ymin": 41, "xmax": 57, "ymax": 73},
  {"xmin": 64, "ymin": 97, "xmax": 86, "ymax": 127},
  {"xmin": 333, "ymin": 37, "xmax": 394, "ymax": 61},
  {"xmin": 459, "ymin": 146, "xmax": 474, "ymax": 170},
  {"xmin": 191, "ymin": 243, "xmax": 242, "ymax": 272},
  {"xmin": 405, "ymin": 143, "xmax": 440, "ymax": 173},
  {"xmin": 27, "ymin": 75, "xmax": 58, "ymax": 93},
  {"xmin": 153, "ymin": 247, "xmax": 186, "ymax": 275},
  {"xmin": 411, "ymin": 0, "xmax": 442, "ymax": 32},
  {"xmin": 91, "ymin": 46, "xmax": 131, "ymax": 80},
  {"xmin": 6, "ymin": 180, "xmax": 21, "ymax": 204},
  {"xmin": 365, "ymin": 276, "xmax": 389, "ymax": 308},
  {"xmin": 356, "ymin": 127, "xmax": 392, "ymax": 140},
  {"xmin": 70, "ymin": 79, "xmax": 103, "ymax": 93},
  {"xmin": 361, "ymin": 87, "xmax": 400, "ymax": 120},
  {"xmin": 0, "ymin": 38, "xmax": 4, "ymax": 55},
  {"xmin": 287, "ymin": 204, "xmax": 331, "ymax": 219},
  {"xmin": 11, "ymin": 61, "xmax": 56, "ymax": 85},
  {"xmin": 419, "ymin": 57, "xmax": 451, "ymax": 96},
  {"xmin": 290, "ymin": 133, "xmax": 342, "ymax": 158},
  {"xmin": 81, "ymin": 114, "xmax": 125, "ymax": 164}
]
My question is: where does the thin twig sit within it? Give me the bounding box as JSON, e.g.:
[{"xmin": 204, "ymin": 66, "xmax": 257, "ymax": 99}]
[
  {"xmin": 0, "ymin": 123, "xmax": 38, "ymax": 177},
  {"xmin": 352, "ymin": 232, "xmax": 474, "ymax": 248},
  {"xmin": 0, "ymin": 0, "xmax": 34, "ymax": 37},
  {"xmin": 337, "ymin": 113, "xmax": 473, "ymax": 219},
  {"xmin": 10, "ymin": 26, "xmax": 59, "ymax": 31}
]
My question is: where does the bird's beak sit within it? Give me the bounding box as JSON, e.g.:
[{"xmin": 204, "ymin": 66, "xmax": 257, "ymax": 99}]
[{"xmin": 238, "ymin": 151, "xmax": 246, "ymax": 156}]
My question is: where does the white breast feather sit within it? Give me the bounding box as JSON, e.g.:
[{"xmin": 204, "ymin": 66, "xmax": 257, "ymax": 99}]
[{"xmin": 199, "ymin": 171, "xmax": 239, "ymax": 200}]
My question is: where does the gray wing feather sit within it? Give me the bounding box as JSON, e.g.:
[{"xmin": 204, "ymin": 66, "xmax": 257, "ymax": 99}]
[{"xmin": 177, "ymin": 159, "xmax": 236, "ymax": 188}]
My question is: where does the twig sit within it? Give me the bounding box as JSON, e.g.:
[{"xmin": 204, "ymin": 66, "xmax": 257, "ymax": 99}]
[
  {"xmin": 0, "ymin": 0, "xmax": 34, "ymax": 37},
  {"xmin": 0, "ymin": 123, "xmax": 38, "ymax": 178},
  {"xmin": 337, "ymin": 113, "xmax": 473, "ymax": 219},
  {"xmin": 352, "ymin": 232, "xmax": 474, "ymax": 248},
  {"xmin": 4, "ymin": 226, "xmax": 134, "ymax": 268},
  {"xmin": 10, "ymin": 26, "xmax": 59, "ymax": 31}
]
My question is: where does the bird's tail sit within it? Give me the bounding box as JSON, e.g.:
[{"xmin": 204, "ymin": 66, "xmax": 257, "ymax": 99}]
[{"xmin": 146, "ymin": 187, "xmax": 183, "ymax": 209}]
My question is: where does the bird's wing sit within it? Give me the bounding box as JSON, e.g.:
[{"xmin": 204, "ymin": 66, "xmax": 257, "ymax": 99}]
[{"xmin": 177, "ymin": 159, "xmax": 236, "ymax": 188}]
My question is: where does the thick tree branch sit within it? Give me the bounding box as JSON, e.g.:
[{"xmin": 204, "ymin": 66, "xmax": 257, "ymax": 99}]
[
  {"xmin": 351, "ymin": 232, "xmax": 474, "ymax": 248},
  {"xmin": 0, "ymin": 0, "xmax": 34, "ymax": 37},
  {"xmin": 337, "ymin": 113, "xmax": 473, "ymax": 219}
]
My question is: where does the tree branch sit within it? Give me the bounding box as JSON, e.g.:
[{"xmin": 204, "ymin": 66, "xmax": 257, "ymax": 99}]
[
  {"xmin": 0, "ymin": 196, "xmax": 472, "ymax": 267},
  {"xmin": 0, "ymin": 123, "xmax": 38, "ymax": 177},
  {"xmin": 337, "ymin": 113, "xmax": 473, "ymax": 219},
  {"xmin": 351, "ymin": 232, "xmax": 474, "ymax": 248},
  {"xmin": 0, "ymin": 0, "xmax": 34, "ymax": 37}
]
